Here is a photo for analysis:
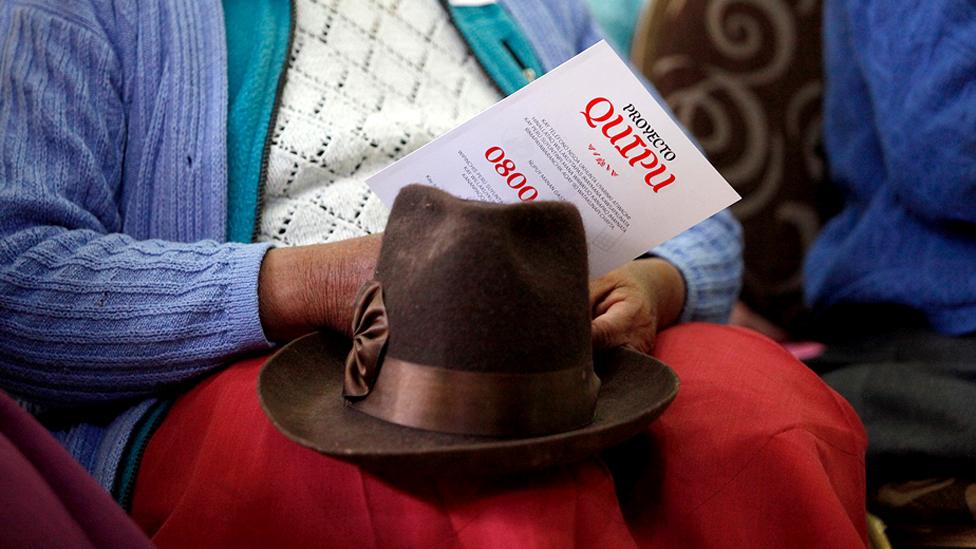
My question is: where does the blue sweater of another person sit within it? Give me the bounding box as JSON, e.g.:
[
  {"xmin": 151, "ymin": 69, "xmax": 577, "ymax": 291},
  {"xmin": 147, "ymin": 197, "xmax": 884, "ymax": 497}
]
[{"xmin": 806, "ymin": 0, "xmax": 976, "ymax": 335}]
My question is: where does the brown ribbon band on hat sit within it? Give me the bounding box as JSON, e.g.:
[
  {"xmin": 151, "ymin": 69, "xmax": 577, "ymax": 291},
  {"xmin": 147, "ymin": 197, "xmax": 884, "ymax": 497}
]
[
  {"xmin": 349, "ymin": 356, "xmax": 601, "ymax": 437},
  {"xmin": 343, "ymin": 279, "xmax": 601, "ymax": 437}
]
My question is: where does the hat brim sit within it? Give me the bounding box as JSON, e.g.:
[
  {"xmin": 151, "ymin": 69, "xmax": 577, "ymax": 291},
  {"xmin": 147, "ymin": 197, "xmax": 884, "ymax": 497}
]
[{"xmin": 258, "ymin": 330, "xmax": 679, "ymax": 476}]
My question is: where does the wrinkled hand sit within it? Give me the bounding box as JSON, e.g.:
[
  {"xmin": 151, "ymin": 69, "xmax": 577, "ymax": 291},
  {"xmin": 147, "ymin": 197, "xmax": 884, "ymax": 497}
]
[
  {"xmin": 589, "ymin": 258, "xmax": 685, "ymax": 354},
  {"xmin": 258, "ymin": 234, "xmax": 382, "ymax": 342}
]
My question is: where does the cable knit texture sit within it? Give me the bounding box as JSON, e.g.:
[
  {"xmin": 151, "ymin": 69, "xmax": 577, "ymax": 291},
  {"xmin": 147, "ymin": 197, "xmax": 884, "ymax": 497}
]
[
  {"xmin": 0, "ymin": 0, "xmax": 741, "ymax": 493},
  {"xmin": 0, "ymin": 0, "xmax": 271, "ymax": 406},
  {"xmin": 259, "ymin": 0, "xmax": 501, "ymax": 245},
  {"xmin": 0, "ymin": 0, "xmax": 272, "ymax": 491}
]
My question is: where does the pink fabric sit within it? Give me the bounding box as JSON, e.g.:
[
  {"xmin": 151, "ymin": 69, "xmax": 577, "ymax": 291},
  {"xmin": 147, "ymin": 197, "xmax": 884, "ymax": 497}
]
[
  {"xmin": 783, "ymin": 341, "xmax": 827, "ymax": 361},
  {"xmin": 132, "ymin": 324, "xmax": 867, "ymax": 548},
  {"xmin": 0, "ymin": 392, "xmax": 152, "ymax": 549}
]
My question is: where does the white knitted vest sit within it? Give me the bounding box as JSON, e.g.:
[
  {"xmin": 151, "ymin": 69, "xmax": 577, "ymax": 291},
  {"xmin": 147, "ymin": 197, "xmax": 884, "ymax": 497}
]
[{"xmin": 257, "ymin": 0, "xmax": 501, "ymax": 246}]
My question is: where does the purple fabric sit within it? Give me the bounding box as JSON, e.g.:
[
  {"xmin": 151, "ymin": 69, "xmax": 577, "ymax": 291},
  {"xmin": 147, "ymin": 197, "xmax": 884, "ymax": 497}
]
[{"xmin": 0, "ymin": 391, "xmax": 152, "ymax": 548}]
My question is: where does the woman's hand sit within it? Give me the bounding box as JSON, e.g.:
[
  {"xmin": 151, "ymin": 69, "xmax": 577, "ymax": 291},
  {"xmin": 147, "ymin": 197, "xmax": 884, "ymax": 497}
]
[
  {"xmin": 258, "ymin": 234, "xmax": 382, "ymax": 342},
  {"xmin": 589, "ymin": 258, "xmax": 686, "ymax": 354}
]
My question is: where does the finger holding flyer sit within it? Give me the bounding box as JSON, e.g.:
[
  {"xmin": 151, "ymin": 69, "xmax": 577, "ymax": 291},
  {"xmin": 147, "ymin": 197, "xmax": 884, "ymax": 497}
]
[{"xmin": 367, "ymin": 40, "xmax": 740, "ymax": 277}]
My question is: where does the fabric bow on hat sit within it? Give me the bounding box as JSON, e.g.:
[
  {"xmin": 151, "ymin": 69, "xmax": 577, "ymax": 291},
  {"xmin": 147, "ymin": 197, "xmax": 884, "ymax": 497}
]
[
  {"xmin": 257, "ymin": 185, "xmax": 679, "ymax": 475},
  {"xmin": 343, "ymin": 280, "xmax": 388, "ymax": 400}
]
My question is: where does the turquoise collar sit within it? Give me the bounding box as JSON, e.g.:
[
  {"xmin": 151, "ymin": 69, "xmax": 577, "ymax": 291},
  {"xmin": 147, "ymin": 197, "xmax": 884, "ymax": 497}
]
[
  {"xmin": 222, "ymin": 0, "xmax": 545, "ymax": 242},
  {"xmin": 446, "ymin": 1, "xmax": 544, "ymax": 96}
]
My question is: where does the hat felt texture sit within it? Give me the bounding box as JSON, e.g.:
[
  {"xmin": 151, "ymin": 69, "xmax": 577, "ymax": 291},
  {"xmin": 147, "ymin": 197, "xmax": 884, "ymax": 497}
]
[{"xmin": 259, "ymin": 185, "xmax": 679, "ymax": 474}]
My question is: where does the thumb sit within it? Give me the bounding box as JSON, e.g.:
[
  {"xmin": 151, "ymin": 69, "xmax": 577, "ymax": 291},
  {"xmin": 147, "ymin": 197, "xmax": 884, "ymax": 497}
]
[{"xmin": 591, "ymin": 315, "xmax": 624, "ymax": 349}]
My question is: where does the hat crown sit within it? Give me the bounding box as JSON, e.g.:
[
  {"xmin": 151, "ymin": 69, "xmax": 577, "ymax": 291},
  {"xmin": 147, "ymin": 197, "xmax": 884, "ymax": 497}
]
[
  {"xmin": 260, "ymin": 186, "xmax": 678, "ymax": 467},
  {"xmin": 376, "ymin": 185, "xmax": 592, "ymax": 375}
]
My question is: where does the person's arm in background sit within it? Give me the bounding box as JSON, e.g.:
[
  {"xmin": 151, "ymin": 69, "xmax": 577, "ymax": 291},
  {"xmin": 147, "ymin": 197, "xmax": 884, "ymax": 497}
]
[
  {"xmin": 0, "ymin": 4, "xmax": 375, "ymax": 409},
  {"xmin": 828, "ymin": 0, "xmax": 975, "ymax": 224},
  {"xmin": 563, "ymin": 1, "xmax": 743, "ymax": 351}
]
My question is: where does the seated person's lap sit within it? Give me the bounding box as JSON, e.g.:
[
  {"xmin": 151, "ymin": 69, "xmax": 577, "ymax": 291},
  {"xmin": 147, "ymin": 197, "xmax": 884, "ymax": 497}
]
[{"xmin": 131, "ymin": 323, "xmax": 867, "ymax": 548}]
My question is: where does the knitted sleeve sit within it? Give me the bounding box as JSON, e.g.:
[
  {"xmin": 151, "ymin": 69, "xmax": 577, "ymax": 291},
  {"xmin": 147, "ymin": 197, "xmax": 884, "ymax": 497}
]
[
  {"xmin": 575, "ymin": 3, "xmax": 744, "ymax": 324},
  {"xmin": 0, "ymin": 5, "xmax": 272, "ymax": 407},
  {"xmin": 649, "ymin": 212, "xmax": 743, "ymax": 324}
]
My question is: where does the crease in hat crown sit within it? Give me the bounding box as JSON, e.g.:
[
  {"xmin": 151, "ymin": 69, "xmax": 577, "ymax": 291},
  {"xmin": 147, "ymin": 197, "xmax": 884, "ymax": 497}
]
[{"xmin": 342, "ymin": 185, "xmax": 601, "ymax": 438}]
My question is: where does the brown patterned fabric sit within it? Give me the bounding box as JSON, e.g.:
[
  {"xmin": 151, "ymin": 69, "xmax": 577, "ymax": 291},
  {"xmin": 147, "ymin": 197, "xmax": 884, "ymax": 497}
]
[
  {"xmin": 633, "ymin": 0, "xmax": 831, "ymax": 331},
  {"xmin": 631, "ymin": 3, "xmax": 976, "ymax": 545}
]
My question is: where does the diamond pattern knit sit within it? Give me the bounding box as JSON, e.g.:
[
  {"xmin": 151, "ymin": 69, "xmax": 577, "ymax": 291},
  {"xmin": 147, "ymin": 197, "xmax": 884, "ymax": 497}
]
[{"xmin": 258, "ymin": 0, "xmax": 501, "ymax": 246}]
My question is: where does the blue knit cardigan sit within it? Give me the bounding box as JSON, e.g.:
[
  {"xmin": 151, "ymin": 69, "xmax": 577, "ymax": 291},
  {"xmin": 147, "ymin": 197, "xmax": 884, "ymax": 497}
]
[{"xmin": 0, "ymin": 0, "xmax": 742, "ymax": 491}]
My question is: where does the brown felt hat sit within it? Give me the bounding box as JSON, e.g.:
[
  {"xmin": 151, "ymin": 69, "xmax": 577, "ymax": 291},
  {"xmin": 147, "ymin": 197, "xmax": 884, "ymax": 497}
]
[{"xmin": 258, "ymin": 185, "xmax": 679, "ymax": 475}]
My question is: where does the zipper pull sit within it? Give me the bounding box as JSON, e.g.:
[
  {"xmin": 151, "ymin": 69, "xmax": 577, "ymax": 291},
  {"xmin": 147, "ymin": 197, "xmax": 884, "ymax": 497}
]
[{"xmin": 500, "ymin": 40, "xmax": 536, "ymax": 83}]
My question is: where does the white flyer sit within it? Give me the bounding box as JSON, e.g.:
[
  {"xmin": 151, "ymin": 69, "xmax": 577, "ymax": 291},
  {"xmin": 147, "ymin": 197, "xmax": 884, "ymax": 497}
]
[{"xmin": 367, "ymin": 40, "xmax": 740, "ymax": 277}]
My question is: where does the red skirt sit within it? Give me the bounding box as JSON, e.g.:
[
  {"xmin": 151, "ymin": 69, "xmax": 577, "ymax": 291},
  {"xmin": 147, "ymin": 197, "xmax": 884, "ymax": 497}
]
[{"xmin": 131, "ymin": 324, "xmax": 868, "ymax": 548}]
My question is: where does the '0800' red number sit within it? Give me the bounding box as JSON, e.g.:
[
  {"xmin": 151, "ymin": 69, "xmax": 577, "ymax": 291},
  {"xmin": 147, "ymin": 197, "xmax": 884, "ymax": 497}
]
[{"xmin": 484, "ymin": 146, "xmax": 538, "ymax": 202}]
